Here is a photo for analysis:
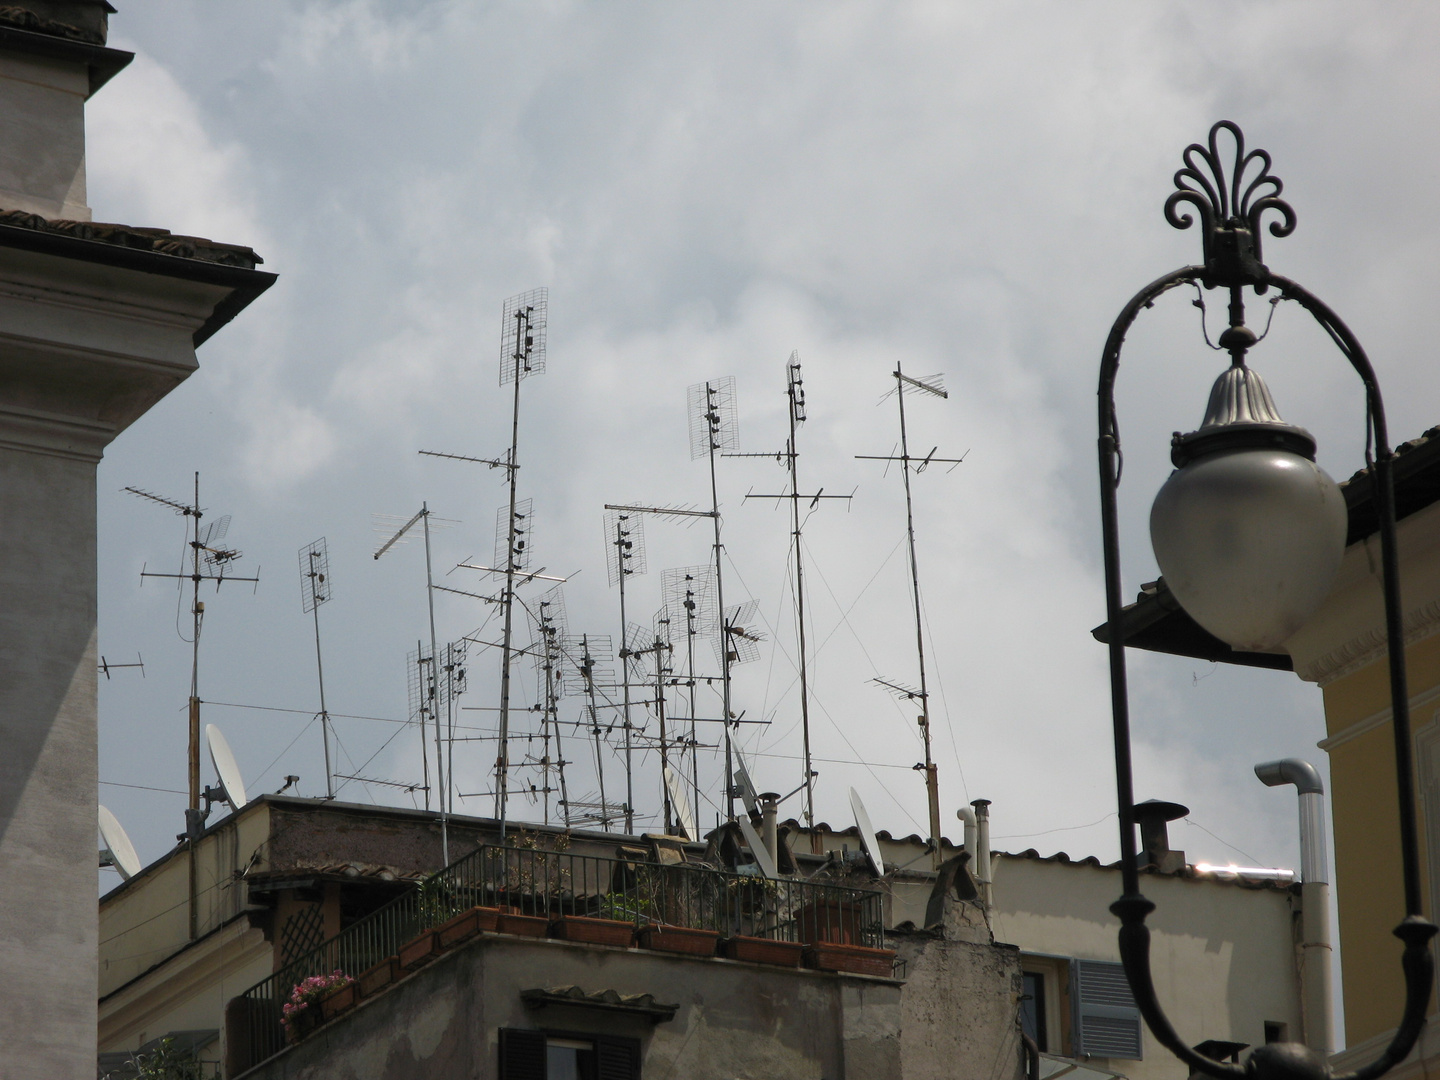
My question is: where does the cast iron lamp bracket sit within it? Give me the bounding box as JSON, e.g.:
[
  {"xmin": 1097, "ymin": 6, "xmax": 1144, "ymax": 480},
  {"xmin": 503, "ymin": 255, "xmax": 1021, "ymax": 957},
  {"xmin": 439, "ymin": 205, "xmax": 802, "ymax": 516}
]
[{"xmin": 1097, "ymin": 121, "xmax": 1437, "ymax": 1080}]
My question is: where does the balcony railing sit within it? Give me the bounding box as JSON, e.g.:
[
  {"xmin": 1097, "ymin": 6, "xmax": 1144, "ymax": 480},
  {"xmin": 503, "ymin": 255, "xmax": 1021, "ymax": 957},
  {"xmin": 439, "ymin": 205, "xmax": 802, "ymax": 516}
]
[{"xmin": 231, "ymin": 843, "xmax": 885, "ymax": 1067}]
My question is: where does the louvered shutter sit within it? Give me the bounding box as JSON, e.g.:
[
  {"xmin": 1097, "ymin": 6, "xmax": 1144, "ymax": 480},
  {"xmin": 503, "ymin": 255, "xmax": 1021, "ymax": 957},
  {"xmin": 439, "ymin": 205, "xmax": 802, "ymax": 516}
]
[
  {"xmin": 1070, "ymin": 959, "xmax": 1143, "ymax": 1060},
  {"xmin": 595, "ymin": 1034, "xmax": 641, "ymax": 1080},
  {"xmin": 498, "ymin": 1028, "xmax": 547, "ymax": 1080}
]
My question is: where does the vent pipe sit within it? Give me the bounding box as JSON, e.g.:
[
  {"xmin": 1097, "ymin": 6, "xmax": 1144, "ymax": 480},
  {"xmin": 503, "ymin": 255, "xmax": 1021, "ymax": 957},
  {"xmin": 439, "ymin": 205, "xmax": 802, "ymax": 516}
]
[
  {"xmin": 759, "ymin": 792, "xmax": 779, "ymax": 864},
  {"xmin": 956, "ymin": 806, "xmax": 977, "ymax": 858},
  {"xmin": 971, "ymin": 799, "xmax": 992, "ymax": 911},
  {"xmin": 1255, "ymin": 758, "xmax": 1332, "ymax": 1055}
]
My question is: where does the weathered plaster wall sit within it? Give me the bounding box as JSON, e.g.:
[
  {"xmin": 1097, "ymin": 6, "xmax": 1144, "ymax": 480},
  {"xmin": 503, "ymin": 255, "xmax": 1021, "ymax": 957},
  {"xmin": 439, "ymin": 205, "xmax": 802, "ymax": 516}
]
[
  {"xmin": 893, "ymin": 930, "xmax": 1025, "ymax": 1080},
  {"xmin": 0, "ymin": 49, "xmax": 89, "ymax": 219},
  {"xmin": 241, "ymin": 934, "xmax": 903, "ymax": 1080}
]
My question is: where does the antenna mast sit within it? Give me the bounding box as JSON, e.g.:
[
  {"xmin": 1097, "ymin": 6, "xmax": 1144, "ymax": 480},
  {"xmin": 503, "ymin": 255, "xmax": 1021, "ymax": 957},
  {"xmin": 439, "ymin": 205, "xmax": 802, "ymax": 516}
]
[
  {"xmin": 856, "ymin": 366, "xmax": 965, "ymax": 869},
  {"xmin": 496, "ymin": 288, "xmax": 547, "ymax": 839},
  {"xmin": 727, "ymin": 353, "xmax": 851, "ymax": 848},
  {"xmin": 299, "ymin": 538, "xmax": 335, "ymax": 798},
  {"xmin": 605, "ymin": 510, "xmax": 646, "ymax": 833},
  {"xmin": 689, "ymin": 377, "xmax": 738, "ymax": 820},
  {"xmin": 374, "ymin": 504, "xmax": 450, "ymax": 864},
  {"xmin": 128, "ymin": 473, "xmax": 257, "ymax": 812}
]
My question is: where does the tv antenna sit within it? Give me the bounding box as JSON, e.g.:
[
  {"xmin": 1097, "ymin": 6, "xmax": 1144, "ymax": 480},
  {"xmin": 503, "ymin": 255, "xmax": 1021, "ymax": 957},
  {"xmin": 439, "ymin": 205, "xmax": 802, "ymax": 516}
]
[
  {"xmin": 127, "ymin": 473, "xmax": 258, "ymax": 812},
  {"xmin": 98, "ymin": 654, "xmax": 145, "ymax": 680},
  {"xmin": 726, "ymin": 353, "xmax": 850, "ymax": 846},
  {"xmin": 299, "ymin": 537, "xmax": 335, "ymax": 798},
  {"xmin": 663, "ymin": 565, "xmax": 716, "ymax": 828},
  {"xmin": 688, "ymin": 376, "xmax": 749, "ymax": 822},
  {"xmin": 855, "ymin": 365, "xmax": 967, "ymax": 868},
  {"xmin": 562, "ymin": 632, "xmax": 621, "ymax": 830},
  {"xmin": 605, "ymin": 509, "xmax": 647, "ymax": 833},
  {"xmin": 525, "ymin": 585, "xmax": 571, "ymax": 826},
  {"xmin": 374, "ymin": 504, "xmax": 451, "ymax": 864}
]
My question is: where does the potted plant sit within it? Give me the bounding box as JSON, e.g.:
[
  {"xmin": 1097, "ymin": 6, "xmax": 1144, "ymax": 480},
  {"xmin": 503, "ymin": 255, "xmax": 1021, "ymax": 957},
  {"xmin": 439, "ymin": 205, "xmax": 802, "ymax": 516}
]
[{"xmin": 281, "ymin": 970, "xmax": 353, "ymax": 1043}]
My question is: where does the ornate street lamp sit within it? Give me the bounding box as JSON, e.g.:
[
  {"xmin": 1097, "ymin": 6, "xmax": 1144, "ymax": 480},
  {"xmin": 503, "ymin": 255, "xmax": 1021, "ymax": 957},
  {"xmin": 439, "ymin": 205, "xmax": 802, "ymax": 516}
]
[{"xmin": 1097, "ymin": 121, "xmax": 1437, "ymax": 1080}]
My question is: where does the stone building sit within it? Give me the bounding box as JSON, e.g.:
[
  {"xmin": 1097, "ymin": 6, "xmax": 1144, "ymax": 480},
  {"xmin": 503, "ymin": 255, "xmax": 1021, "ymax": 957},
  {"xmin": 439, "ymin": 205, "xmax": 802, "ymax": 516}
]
[
  {"xmin": 0, "ymin": 3, "xmax": 273, "ymax": 1077},
  {"xmin": 98, "ymin": 796, "xmax": 1304, "ymax": 1079}
]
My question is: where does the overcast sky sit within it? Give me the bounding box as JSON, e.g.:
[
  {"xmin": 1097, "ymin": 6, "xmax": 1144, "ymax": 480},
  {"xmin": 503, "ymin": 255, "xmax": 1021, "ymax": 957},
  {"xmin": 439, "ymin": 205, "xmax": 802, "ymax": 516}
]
[{"xmin": 89, "ymin": 3, "xmax": 1440, "ymax": 974}]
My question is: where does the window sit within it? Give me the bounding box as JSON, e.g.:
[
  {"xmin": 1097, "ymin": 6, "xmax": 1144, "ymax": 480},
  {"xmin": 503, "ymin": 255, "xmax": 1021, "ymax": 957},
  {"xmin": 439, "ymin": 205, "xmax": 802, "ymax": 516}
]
[
  {"xmin": 1020, "ymin": 971, "xmax": 1048, "ymax": 1051},
  {"xmin": 499, "ymin": 1028, "xmax": 641, "ymax": 1080},
  {"xmin": 1264, "ymin": 1021, "xmax": 1288, "ymax": 1044},
  {"xmin": 1070, "ymin": 959, "xmax": 1143, "ymax": 1060}
]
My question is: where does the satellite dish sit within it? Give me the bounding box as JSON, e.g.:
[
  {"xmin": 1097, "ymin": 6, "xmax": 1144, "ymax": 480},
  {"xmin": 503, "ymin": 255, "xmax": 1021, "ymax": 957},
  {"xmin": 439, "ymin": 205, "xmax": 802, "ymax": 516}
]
[
  {"xmin": 736, "ymin": 812, "xmax": 779, "ymax": 879},
  {"xmin": 206, "ymin": 724, "xmax": 248, "ymax": 811},
  {"xmin": 849, "ymin": 787, "xmax": 884, "ymax": 876},
  {"xmin": 98, "ymin": 805, "xmax": 141, "ymax": 880},
  {"xmin": 732, "ymin": 746, "xmax": 760, "ymax": 819},
  {"xmin": 663, "ymin": 765, "xmax": 697, "ymax": 840}
]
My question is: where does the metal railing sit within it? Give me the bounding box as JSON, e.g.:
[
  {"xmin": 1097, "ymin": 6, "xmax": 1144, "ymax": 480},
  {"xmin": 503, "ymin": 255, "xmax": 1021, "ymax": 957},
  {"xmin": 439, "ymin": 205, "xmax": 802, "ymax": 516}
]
[{"xmin": 232, "ymin": 844, "xmax": 884, "ymax": 1068}]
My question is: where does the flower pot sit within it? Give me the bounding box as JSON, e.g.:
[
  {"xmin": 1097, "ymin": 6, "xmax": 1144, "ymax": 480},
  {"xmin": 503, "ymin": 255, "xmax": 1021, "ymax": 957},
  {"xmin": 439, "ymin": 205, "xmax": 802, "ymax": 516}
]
[
  {"xmin": 284, "ymin": 1006, "xmax": 321, "ymax": 1044},
  {"xmin": 797, "ymin": 899, "xmax": 865, "ymax": 945},
  {"xmin": 320, "ymin": 982, "xmax": 357, "ymax": 1021},
  {"xmin": 802, "ymin": 942, "xmax": 896, "ymax": 978},
  {"xmin": 398, "ymin": 930, "xmax": 440, "ymax": 970},
  {"xmin": 635, "ymin": 924, "xmax": 720, "ymax": 957},
  {"xmin": 496, "ymin": 912, "xmax": 550, "ymax": 938},
  {"xmin": 357, "ymin": 957, "xmax": 401, "ymax": 998},
  {"xmin": 720, "ymin": 935, "xmax": 805, "ymax": 967},
  {"xmin": 549, "ymin": 915, "xmax": 635, "ymax": 947}
]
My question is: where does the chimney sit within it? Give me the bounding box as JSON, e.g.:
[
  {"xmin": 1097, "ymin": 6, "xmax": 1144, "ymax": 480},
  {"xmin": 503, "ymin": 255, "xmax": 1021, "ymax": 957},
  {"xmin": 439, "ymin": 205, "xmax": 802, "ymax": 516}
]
[{"xmin": 1134, "ymin": 799, "xmax": 1189, "ymax": 873}]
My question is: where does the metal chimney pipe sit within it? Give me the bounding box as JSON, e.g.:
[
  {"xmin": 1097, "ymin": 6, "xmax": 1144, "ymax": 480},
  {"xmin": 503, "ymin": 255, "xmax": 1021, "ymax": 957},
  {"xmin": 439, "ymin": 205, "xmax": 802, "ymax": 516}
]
[
  {"xmin": 1255, "ymin": 758, "xmax": 1333, "ymax": 1056},
  {"xmin": 971, "ymin": 799, "xmax": 992, "ymax": 911},
  {"xmin": 759, "ymin": 792, "xmax": 779, "ymax": 864}
]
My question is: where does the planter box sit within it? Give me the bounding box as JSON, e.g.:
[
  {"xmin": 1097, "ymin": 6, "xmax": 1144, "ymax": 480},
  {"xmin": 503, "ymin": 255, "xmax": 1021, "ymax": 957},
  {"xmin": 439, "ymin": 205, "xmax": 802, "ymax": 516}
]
[
  {"xmin": 636, "ymin": 925, "xmax": 721, "ymax": 957},
  {"xmin": 437, "ymin": 905, "xmax": 506, "ymax": 948},
  {"xmin": 797, "ymin": 899, "xmax": 866, "ymax": 946},
  {"xmin": 496, "ymin": 912, "xmax": 550, "ymax": 938},
  {"xmin": 319, "ymin": 982, "xmax": 357, "ymax": 1021},
  {"xmin": 549, "ymin": 915, "xmax": 636, "ymax": 947},
  {"xmin": 398, "ymin": 930, "xmax": 440, "ymax": 970},
  {"xmin": 721, "ymin": 935, "xmax": 805, "ymax": 967},
  {"xmin": 357, "ymin": 956, "xmax": 401, "ymax": 998},
  {"xmin": 284, "ymin": 1006, "xmax": 322, "ymax": 1045},
  {"xmin": 803, "ymin": 942, "xmax": 897, "ymax": 978}
]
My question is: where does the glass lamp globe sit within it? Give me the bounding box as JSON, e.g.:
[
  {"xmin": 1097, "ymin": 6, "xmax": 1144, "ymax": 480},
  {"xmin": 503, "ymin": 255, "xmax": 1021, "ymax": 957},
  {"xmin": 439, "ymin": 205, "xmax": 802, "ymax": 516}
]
[{"xmin": 1150, "ymin": 361, "xmax": 1348, "ymax": 653}]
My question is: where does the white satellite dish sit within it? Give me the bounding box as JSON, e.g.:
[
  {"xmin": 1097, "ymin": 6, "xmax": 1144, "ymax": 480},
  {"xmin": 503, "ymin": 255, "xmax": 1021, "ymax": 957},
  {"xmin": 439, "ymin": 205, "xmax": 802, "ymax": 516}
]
[
  {"xmin": 849, "ymin": 787, "xmax": 884, "ymax": 876},
  {"xmin": 663, "ymin": 765, "xmax": 697, "ymax": 840},
  {"xmin": 206, "ymin": 724, "xmax": 248, "ymax": 811},
  {"xmin": 736, "ymin": 812, "xmax": 779, "ymax": 879},
  {"xmin": 98, "ymin": 805, "xmax": 141, "ymax": 880},
  {"xmin": 732, "ymin": 747, "xmax": 760, "ymax": 819}
]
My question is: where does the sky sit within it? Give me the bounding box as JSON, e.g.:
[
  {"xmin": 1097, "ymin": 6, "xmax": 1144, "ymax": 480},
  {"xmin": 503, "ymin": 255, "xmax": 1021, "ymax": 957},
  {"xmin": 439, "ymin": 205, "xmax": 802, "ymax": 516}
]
[{"xmin": 88, "ymin": 1, "xmax": 1440, "ymax": 976}]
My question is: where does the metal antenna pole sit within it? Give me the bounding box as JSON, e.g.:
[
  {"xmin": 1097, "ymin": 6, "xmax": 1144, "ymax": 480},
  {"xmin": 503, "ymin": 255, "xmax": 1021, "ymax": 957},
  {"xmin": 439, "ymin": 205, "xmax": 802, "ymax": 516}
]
[
  {"xmin": 413, "ymin": 640, "xmax": 432, "ymax": 808},
  {"xmin": 311, "ymin": 602, "xmax": 332, "ymax": 799},
  {"xmin": 614, "ymin": 517, "xmax": 636, "ymax": 833},
  {"xmin": 654, "ymin": 625, "xmax": 673, "ymax": 833},
  {"xmin": 785, "ymin": 360, "xmax": 817, "ymax": 843},
  {"xmin": 895, "ymin": 364, "xmax": 941, "ymax": 868},
  {"xmin": 187, "ymin": 472, "xmax": 203, "ymax": 813},
  {"xmin": 684, "ymin": 578, "xmax": 701, "ymax": 829},
  {"xmin": 581, "ymin": 634, "xmax": 610, "ymax": 830},
  {"xmin": 856, "ymin": 368, "xmax": 962, "ymax": 869},
  {"xmin": 422, "ymin": 506, "xmax": 448, "ymax": 864},
  {"xmin": 703, "ymin": 383, "xmax": 735, "ymax": 822}
]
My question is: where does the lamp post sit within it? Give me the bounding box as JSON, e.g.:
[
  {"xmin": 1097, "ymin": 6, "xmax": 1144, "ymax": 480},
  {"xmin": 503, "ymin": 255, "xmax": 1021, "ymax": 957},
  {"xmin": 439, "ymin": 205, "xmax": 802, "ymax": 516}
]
[{"xmin": 1096, "ymin": 121, "xmax": 1437, "ymax": 1080}]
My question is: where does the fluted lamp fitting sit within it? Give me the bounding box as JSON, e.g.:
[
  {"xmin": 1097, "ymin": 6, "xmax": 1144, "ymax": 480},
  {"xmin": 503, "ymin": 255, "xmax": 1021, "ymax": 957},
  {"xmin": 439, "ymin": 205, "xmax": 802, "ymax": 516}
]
[{"xmin": 1150, "ymin": 360, "xmax": 1348, "ymax": 652}]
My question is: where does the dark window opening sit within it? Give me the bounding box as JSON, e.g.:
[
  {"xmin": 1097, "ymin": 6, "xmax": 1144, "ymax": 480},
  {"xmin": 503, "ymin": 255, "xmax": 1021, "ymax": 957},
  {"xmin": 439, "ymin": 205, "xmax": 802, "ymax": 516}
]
[
  {"xmin": 1021, "ymin": 971, "xmax": 1047, "ymax": 1052},
  {"xmin": 499, "ymin": 1028, "xmax": 640, "ymax": 1080},
  {"xmin": 1264, "ymin": 1022, "xmax": 1288, "ymax": 1044}
]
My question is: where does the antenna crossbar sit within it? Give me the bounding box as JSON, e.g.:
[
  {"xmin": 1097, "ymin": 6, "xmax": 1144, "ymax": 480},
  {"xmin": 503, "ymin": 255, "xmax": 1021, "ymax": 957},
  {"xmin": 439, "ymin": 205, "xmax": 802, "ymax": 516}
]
[
  {"xmin": 456, "ymin": 563, "xmax": 569, "ymax": 584},
  {"xmin": 419, "ymin": 449, "xmax": 513, "ymax": 470},
  {"xmin": 603, "ymin": 503, "xmax": 715, "ymax": 519}
]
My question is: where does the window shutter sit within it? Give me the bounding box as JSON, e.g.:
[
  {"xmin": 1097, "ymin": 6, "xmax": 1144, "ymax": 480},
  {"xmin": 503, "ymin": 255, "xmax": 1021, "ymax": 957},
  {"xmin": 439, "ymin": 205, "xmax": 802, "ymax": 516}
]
[
  {"xmin": 1070, "ymin": 959, "xmax": 1143, "ymax": 1060},
  {"xmin": 498, "ymin": 1028, "xmax": 547, "ymax": 1080},
  {"xmin": 595, "ymin": 1034, "xmax": 642, "ymax": 1080}
]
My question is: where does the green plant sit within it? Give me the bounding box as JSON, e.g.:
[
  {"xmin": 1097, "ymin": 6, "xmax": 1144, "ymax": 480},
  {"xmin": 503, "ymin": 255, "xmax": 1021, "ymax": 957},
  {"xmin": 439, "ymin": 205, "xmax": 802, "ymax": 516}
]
[{"xmin": 121, "ymin": 1036, "xmax": 215, "ymax": 1080}]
